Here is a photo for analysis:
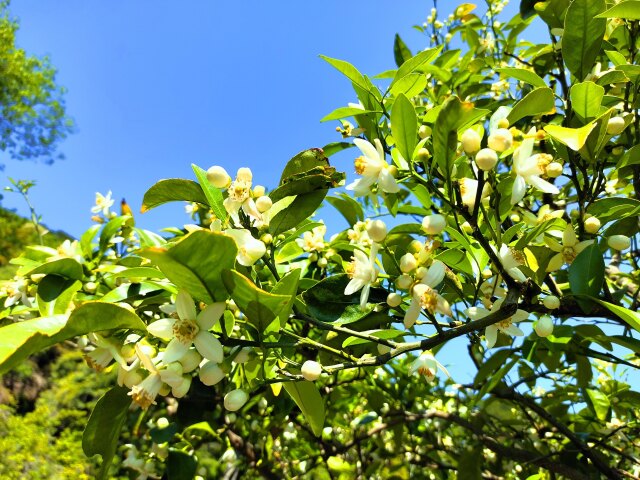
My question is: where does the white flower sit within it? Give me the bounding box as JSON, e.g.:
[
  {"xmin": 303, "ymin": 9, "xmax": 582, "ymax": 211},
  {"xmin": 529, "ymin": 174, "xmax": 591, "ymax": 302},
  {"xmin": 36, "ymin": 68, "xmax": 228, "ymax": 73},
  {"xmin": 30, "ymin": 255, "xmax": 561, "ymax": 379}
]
[
  {"xmin": 346, "ymin": 138, "xmax": 400, "ymax": 196},
  {"xmin": 199, "ymin": 360, "xmax": 226, "ymax": 386},
  {"xmin": 344, "ymin": 245, "xmax": 378, "ymax": 309},
  {"xmin": 466, "ymin": 299, "xmax": 529, "ymax": 348},
  {"xmin": 404, "ymin": 260, "xmax": 452, "ymax": 329},
  {"xmin": 91, "ymin": 191, "xmax": 114, "ymax": 216},
  {"xmin": 511, "ymin": 128, "xmax": 560, "ymax": 205},
  {"xmin": 84, "ymin": 334, "xmax": 127, "ymax": 372},
  {"xmin": 129, "ymin": 344, "xmax": 187, "ymax": 409},
  {"xmin": 2, "ymin": 277, "xmax": 32, "ymax": 308},
  {"xmin": 409, "ymin": 351, "xmax": 450, "ymax": 381},
  {"xmin": 459, "ymin": 178, "xmax": 491, "ymax": 211},
  {"xmin": 146, "ymin": 290, "xmax": 225, "ymax": 364},
  {"xmin": 545, "ymin": 224, "xmax": 594, "ymax": 272},
  {"xmin": 497, "ymin": 244, "xmax": 527, "ymax": 282},
  {"xmin": 223, "ymin": 167, "xmax": 262, "ymax": 226},
  {"xmin": 300, "ymin": 224, "xmax": 326, "ymax": 252},
  {"xmin": 224, "ymin": 228, "xmax": 266, "ymax": 266}
]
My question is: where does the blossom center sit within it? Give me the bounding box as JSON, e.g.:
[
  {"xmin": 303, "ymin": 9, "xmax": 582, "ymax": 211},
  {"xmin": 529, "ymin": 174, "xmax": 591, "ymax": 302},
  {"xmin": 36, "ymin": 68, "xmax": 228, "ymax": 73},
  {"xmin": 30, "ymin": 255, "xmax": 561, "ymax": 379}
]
[
  {"xmin": 354, "ymin": 156, "xmax": 367, "ymax": 175},
  {"xmin": 417, "ymin": 365, "xmax": 435, "ymax": 380},
  {"xmin": 418, "ymin": 286, "xmax": 439, "ymax": 314},
  {"xmin": 562, "ymin": 246, "xmax": 577, "ymax": 264},
  {"xmin": 173, "ymin": 318, "xmax": 199, "ymax": 344},
  {"xmin": 228, "ymin": 180, "xmax": 251, "ymax": 202},
  {"xmin": 537, "ymin": 153, "xmax": 553, "ymax": 173},
  {"xmin": 509, "ymin": 248, "xmax": 525, "ymax": 265},
  {"xmin": 497, "ymin": 318, "xmax": 513, "ymax": 330}
]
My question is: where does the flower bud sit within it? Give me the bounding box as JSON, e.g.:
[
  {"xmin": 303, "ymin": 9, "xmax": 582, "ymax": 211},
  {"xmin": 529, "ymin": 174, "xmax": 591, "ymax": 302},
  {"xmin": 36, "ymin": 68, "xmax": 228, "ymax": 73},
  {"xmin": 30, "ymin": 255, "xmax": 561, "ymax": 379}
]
[
  {"xmin": 400, "ymin": 253, "xmax": 417, "ymax": 273},
  {"xmin": 510, "ymin": 213, "xmax": 520, "ymax": 223},
  {"xmin": 534, "ymin": 317, "xmax": 554, "ymax": 337},
  {"xmin": 415, "ymin": 266, "xmax": 428, "ymax": 279},
  {"xmin": 396, "ymin": 274, "xmax": 413, "ymax": 290},
  {"xmin": 199, "ymin": 361, "xmax": 225, "ymax": 386},
  {"xmin": 481, "ymin": 269, "xmax": 493, "ymax": 279},
  {"xmin": 179, "ymin": 349, "xmax": 202, "ymax": 373},
  {"xmin": 545, "ymin": 162, "xmax": 563, "ymax": 178},
  {"xmin": 207, "ymin": 166, "xmax": 231, "ymax": 188},
  {"xmin": 422, "ymin": 214, "xmax": 447, "ymax": 235},
  {"xmin": 487, "ymin": 128, "xmax": 513, "ymax": 152},
  {"xmin": 236, "ymin": 167, "xmax": 252, "ymax": 183},
  {"xmin": 386, "ymin": 292, "xmax": 402, "ymax": 308},
  {"xmin": 84, "ymin": 281, "xmax": 98, "ymax": 294},
  {"xmin": 301, "ymin": 360, "xmax": 323, "ymax": 381},
  {"xmin": 156, "ymin": 417, "xmax": 170, "ymax": 429},
  {"xmin": 418, "ymin": 125, "xmax": 432, "ymax": 139},
  {"xmin": 255, "ymin": 196, "xmax": 272, "ymax": 213},
  {"xmin": 608, "ymin": 234, "xmax": 631, "ymax": 251},
  {"xmin": 607, "ymin": 117, "xmax": 626, "ymax": 136},
  {"xmin": 543, "ymin": 295, "xmax": 560, "ymax": 310},
  {"xmin": 224, "ymin": 389, "xmax": 249, "ymax": 412},
  {"xmin": 461, "ymin": 221, "xmax": 473, "ymax": 234},
  {"xmin": 475, "ymin": 148, "xmax": 498, "ymax": 171},
  {"xmin": 417, "ymin": 147, "xmax": 431, "ymax": 162},
  {"xmin": 317, "ymin": 257, "xmax": 328, "ymax": 268},
  {"xmin": 234, "ymin": 347, "xmax": 252, "ymax": 364},
  {"xmin": 367, "ymin": 219, "xmax": 387, "ymax": 243},
  {"xmin": 172, "ymin": 376, "xmax": 192, "ymax": 398},
  {"xmin": 461, "ymin": 128, "xmax": 481, "ymax": 154},
  {"xmin": 497, "ymin": 118, "xmax": 510, "ymax": 129},
  {"xmin": 261, "ymin": 233, "xmax": 273, "ymax": 245},
  {"xmin": 584, "ymin": 217, "xmax": 601, "ymax": 234},
  {"xmin": 253, "ymin": 185, "xmax": 266, "ymax": 197}
]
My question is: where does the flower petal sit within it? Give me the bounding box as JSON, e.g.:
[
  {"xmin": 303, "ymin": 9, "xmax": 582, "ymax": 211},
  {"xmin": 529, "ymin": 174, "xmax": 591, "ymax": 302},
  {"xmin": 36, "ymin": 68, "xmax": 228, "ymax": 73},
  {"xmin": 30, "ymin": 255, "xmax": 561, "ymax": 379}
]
[
  {"xmin": 511, "ymin": 175, "xmax": 527, "ymax": 205},
  {"xmin": 162, "ymin": 338, "xmax": 190, "ymax": 364},
  {"xmin": 354, "ymin": 138, "xmax": 379, "ymax": 161},
  {"xmin": 527, "ymin": 175, "xmax": 560, "ymax": 194},
  {"xmin": 197, "ymin": 302, "xmax": 226, "ymax": 330},
  {"xmin": 504, "ymin": 324, "xmax": 524, "ymax": 336},
  {"xmin": 424, "ymin": 260, "xmax": 446, "ymax": 287},
  {"xmin": 575, "ymin": 239, "xmax": 595, "ymax": 254},
  {"xmin": 404, "ymin": 299, "xmax": 421, "ymax": 329},
  {"xmin": 466, "ymin": 306, "xmax": 490, "ymax": 320},
  {"xmin": 378, "ymin": 169, "xmax": 400, "ymax": 193},
  {"xmin": 546, "ymin": 253, "xmax": 564, "ymax": 272},
  {"xmin": 485, "ymin": 325, "xmax": 498, "ymax": 348},
  {"xmin": 176, "ymin": 290, "xmax": 197, "ymax": 321},
  {"xmin": 344, "ymin": 278, "xmax": 365, "ymax": 296},
  {"xmin": 147, "ymin": 318, "xmax": 176, "ymax": 340},
  {"xmin": 194, "ymin": 331, "xmax": 224, "ymax": 363}
]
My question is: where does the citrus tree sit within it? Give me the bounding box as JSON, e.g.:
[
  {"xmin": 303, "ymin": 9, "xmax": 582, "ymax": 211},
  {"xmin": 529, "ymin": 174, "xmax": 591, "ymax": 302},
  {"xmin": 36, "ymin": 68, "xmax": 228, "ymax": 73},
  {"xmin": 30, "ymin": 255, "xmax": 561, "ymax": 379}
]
[{"xmin": 1, "ymin": 1, "xmax": 639, "ymax": 479}]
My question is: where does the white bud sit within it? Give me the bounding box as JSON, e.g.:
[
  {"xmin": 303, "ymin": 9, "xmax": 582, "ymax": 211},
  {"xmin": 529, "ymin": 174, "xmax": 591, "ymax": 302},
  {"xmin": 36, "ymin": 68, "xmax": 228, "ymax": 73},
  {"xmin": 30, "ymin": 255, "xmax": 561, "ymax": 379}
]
[
  {"xmin": 534, "ymin": 317, "xmax": 554, "ymax": 337},
  {"xmin": 236, "ymin": 167, "xmax": 253, "ymax": 183},
  {"xmin": 224, "ymin": 389, "xmax": 249, "ymax": 412},
  {"xmin": 422, "ymin": 214, "xmax": 447, "ymax": 235},
  {"xmin": 400, "ymin": 253, "xmax": 417, "ymax": 273},
  {"xmin": 461, "ymin": 221, "xmax": 473, "ymax": 234},
  {"xmin": 461, "ymin": 129, "xmax": 481, "ymax": 154},
  {"xmin": 207, "ymin": 166, "xmax": 231, "ymax": 188},
  {"xmin": 607, "ymin": 117, "xmax": 626, "ymax": 136},
  {"xmin": 84, "ymin": 281, "xmax": 98, "ymax": 294},
  {"xmin": 481, "ymin": 269, "xmax": 493, "ymax": 279},
  {"xmin": 179, "ymin": 349, "xmax": 202, "ymax": 373},
  {"xmin": 543, "ymin": 295, "xmax": 560, "ymax": 310},
  {"xmin": 584, "ymin": 217, "xmax": 601, "ymax": 234},
  {"xmin": 475, "ymin": 148, "xmax": 498, "ymax": 171},
  {"xmin": 608, "ymin": 234, "xmax": 631, "ymax": 251},
  {"xmin": 199, "ymin": 361, "xmax": 225, "ymax": 386},
  {"xmin": 301, "ymin": 360, "xmax": 323, "ymax": 381},
  {"xmin": 487, "ymin": 128, "xmax": 513, "ymax": 152},
  {"xmin": 172, "ymin": 376, "xmax": 192, "ymax": 398},
  {"xmin": 255, "ymin": 195, "xmax": 273, "ymax": 213},
  {"xmin": 546, "ymin": 162, "xmax": 563, "ymax": 178},
  {"xmin": 367, "ymin": 219, "xmax": 387, "ymax": 243},
  {"xmin": 418, "ymin": 125, "xmax": 432, "ymax": 139},
  {"xmin": 253, "ymin": 185, "xmax": 266, "ymax": 197},
  {"xmin": 415, "ymin": 266, "xmax": 428, "ymax": 280},
  {"xmin": 396, "ymin": 274, "xmax": 413, "ymax": 290},
  {"xmin": 156, "ymin": 417, "xmax": 170, "ymax": 429},
  {"xmin": 386, "ymin": 292, "xmax": 402, "ymax": 308}
]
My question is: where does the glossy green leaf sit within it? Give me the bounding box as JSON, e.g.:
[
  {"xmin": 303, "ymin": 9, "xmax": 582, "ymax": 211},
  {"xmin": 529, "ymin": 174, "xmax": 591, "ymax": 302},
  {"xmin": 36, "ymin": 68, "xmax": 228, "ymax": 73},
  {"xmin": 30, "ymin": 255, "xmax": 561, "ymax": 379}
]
[
  {"xmin": 544, "ymin": 122, "xmax": 597, "ymax": 151},
  {"xmin": 568, "ymin": 244, "xmax": 604, "ymax": 299},
  {"xmin": 82, "ymin": 387, "xmax": 131, "ymax": 480},
  {"xmin": 342, "ymin": 329, "xmax": 403, "ymax": 348},
  {"xmin": 320, "ymin": 55, "xmax": 381, "ymax": 100},
  {"xmin": 389, "ymin": 73, "xmax": 427, "ymax": 99},
  {"xmin": 321, "ymin": 141, "xmax": 354, "ymax": 157},
  {"xmin": 191, "ymin": 164, "xmax": 227, "ymax": 222},
  {"xmin": 279, "ymin": 148, "xmax": 330, "ymax": 184},
  {"xmin": 283, "ymin": 381, "xmax": 325, "ymax": 437},
  {"xmin": 393, "ymin": 33, "xmax": 412, "ymax": 67},
  {"xmin": 80, "ymin": 224, "xmax": 101, "ymax": 258},
  {"xmin": 99, "ymin": 215, "xmax": 133, "ymax": 253},
  {"xmin": 496, "ymin": 67, "xmax": 546, "ymax": 88},
  {"xmin": 222, "ymin": 269, "xmax": 291, "ymax": 333},
  {"xmin": 589, "ymin": 299, "xmax": 640, "ymax": 333},
  {"xmin": 587, "ymin": 197, "xmax": 640, "ymax": 224},
  {"xmin": 391, "ymin": 93, "xmax": 418, "ymax": 164},
  {"xmin": 562, "ymin": 0, "xmax": 606, "ymax": 81},
  {"xmin": 390, "ymin": 46, "xmax": 441, "ymax": 89},
  {"xmin": 141, "ymin": 179, "xmax": 207, "ymax": 213},
  {"xmin": 570, "ymin": 81, "xmax": 604, "ymax": 121},
  {"xmin": 82, "ymin": 386, "xmax": 132, "ymax": 480},
  {"xmin": 596, "ymin": 1, "xmax": 640, "ymax": 19},
  {"xmin": 141, "ymin": 230, "xmax": 237, "ymax": 303},
  {"xmin": 166, "ymin": 449, "xmax": 198, "ymax": 480},
  {"xmin": 269, "ymin": 190, "xmax": 327, "ymax": 236},
  {"xmin": 270, "ymin": 169, "xmax": 344, "ymax": 202},
  {"xmin": 507, "ymin": 88, "xmax": 555, "ymax": 124},
  {"xmin": 36, "ymin": 275, "xmax": 81, "ymax": 316},
  {"xmin": 537, "ymin": 0, "xmax": 570, "ymax": 29},
  {"xmin": 326, "ymin": 194, "xmax": 364, "ymax": 227},
  {"xmin": 0, "ymin": 302, "xmax": 145, "ymax": 375},
  {"xmin": 25, "ymin": 257, "xmax": 83, "ymax": 281},
  {"xmin": 268, "ymin": 268, "xmax": 301, "ymax": 333},
  {"xmin": 320, "ymin": 107, "xmax": 377, "ymax": 122},
  {"xmin": 586, "ymin": 389, "xmax": 610, "ymax": 421}
]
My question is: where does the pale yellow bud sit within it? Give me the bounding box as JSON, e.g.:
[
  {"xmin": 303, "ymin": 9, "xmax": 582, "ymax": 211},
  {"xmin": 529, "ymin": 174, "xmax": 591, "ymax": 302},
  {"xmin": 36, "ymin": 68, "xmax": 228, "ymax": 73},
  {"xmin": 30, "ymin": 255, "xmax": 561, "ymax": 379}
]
[
  {"xmin": 386, "ymin": 292, "xmax": 402, "ymax": 307},
  {"xmin": 415, "ymin": 266, "xmax": 428, "ymax": 279},
  {"xmin": 481, "ymin": 269, "xmax": 493, "ymax": 279},
  {"xmin": 224, "ymin": 389, "xmax": 249, "ymax": 411},
  {"xmin": 584, "ymin": 217, "xmax": 601, "ymax": 234},
  {"xmin": 543, "ymin": 295, "xmax": 560, "ymax": 310},
  {"xmin": 546, "ymin": 162, "xmax": 563, "ymax": 178},
  {"xmin": 396, "ymin": 274, "xmax": 413, "ymax": 290},
  {"xmin": 301, "ymin": 360, "xmax": 322, "ymax": 381},
  {"xmin": 236, "ymin": 167, "xmax": 253, "ymax": 183},
  {"xmin": 400, "ymin": 253, "xmax": 417, "ymax": 273},
  {"xmin": 418, "ymin": 125, "xmax": 432, "ymax": 139},
  {"xmin": 253, "ymin": 185, "xmax": 266, "ymax": 197},
  {"xmin": 535, "ymin": 316, "xmax": 554, "ymax": 337},
  {"xmin": 475, "ymin": 148, "xmax": 498, "ymax": 171},
  {"xmin": 207, "ymin": 166, "xmax": 231, "ymax": 188},
  {"xmin": 608, "ymin": 235, "xmax": 631, "ymax": 251},
  {"xmin": 421, "ymin": 214, "xmax": 447, "ymax": 235},
  {"xmin": 487, "ymin": 128, "xmax": 513, "ymax": 152},
  {"xmin": 606, "ymin": 117, "xmax": 626, "ymax": 136},
  {"xmin": 367, "ymin": 219, "xmax": 387, "ymax": 243},
  {"xmin": 461, "ymin": 128, "xmax": 481, "ymax": 154},
  {"xmin": 255, "ymin": 195, "xmax": 272, "ymax": 213}
]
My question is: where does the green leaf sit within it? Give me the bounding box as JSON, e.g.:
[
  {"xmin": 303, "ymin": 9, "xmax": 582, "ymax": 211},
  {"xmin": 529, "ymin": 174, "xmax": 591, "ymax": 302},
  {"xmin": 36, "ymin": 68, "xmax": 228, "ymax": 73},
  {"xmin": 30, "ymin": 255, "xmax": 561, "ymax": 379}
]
[
  {"xmin": 589, "ymin": 299, "xmax": 640, "ymax": 333},
  {"xmin": 320, "ymin": 106, "xmax": 377, "ymax": 122},
  {"xmin": 82, "ymin": 386, "xmax": 132, "ymax": 480},
  {"xmin": 99, "ymin": 215, "xmax": 133, "ymax": 253},
  {"xmin": 393, "ymin": 33, "xmax": 412, "ymax": 67},
  {"xmin": 325, "ymin": 194, "xmax": 364, "ymax": 226},
  {"xmin": 321, "ymin": 141, "xmax": 354, "ymax": 157},
  {"xmin": 0, "ymin": 302, "xmax": 145, "ymax": 375},
  {"xmin": 166, "ymin": 449, "xmax": 198, "ymax": 480},
  {"xmin": 570, "ymin": 81, "xmax": 605, "ymax": 122},
  {"xmin": 270, "ymin": 169, "xmax": 344, "ymax": 202},
  {"xmin": 389, "ymin": 73, "xmax": 427, "ymax": 99},
  {"xmin": 80, "ymin": 224, "xmax": 101, "ymax": 257},
  {"xmin": 568, "ymin": 244, "xmax": 604, "ymax": 299},
  {"xmin": 269, "ymin": 190, "xmax": 327, "ymax": 236},
  {"xmin": 585, "ymin": 388, "xmax": 610, "ymax": 421},
  {"xmin": 433, "ymin": 96, "xmax": 489, "ymax": 174},
  {"xmin": 596, "ymin": 1, "xmax": 640, "ymax": 19},
  {"xmin": 279, "ymin": 148, "xmax": 331, "ymax": 183},
  {"xmin": 320, "ymin": 55, "xmax": 380, "ymax": 100},
  {"xmin": 507, "ymin": 87, "xmax": 555, "ymax": 124},
  {"xmin": 390, "ymin": 46, "xmax": 441, "ymax": 89},
  {"xmin": 562, "ymin": 0, "xmax": 606, "ymax": 81},
  {"xmin": 36, "ymin": 275, "xmax": 81, "ymax": 316},
  {"xmin": 192, "ymin": 164, "xmax": 227, "ymax": 222},
  {"xmin": 587, "ymin": 197, "xmax": 640, "ymax": 224},
  {"xmin": 544, "ymin": 122, "xmax": 597, "ymax": 151},
  {"xmin": 342, "ymin": 329, "xmax": 403, "ymax": 348},
  {"xmin": 496, "ymin": 67, "xmax": 547, "ymax": 88},
  {"xmin": 391, "ymin": 94, "xmax": 418, "ymax": 164},
  {"xmin": 141, "ymin": 230, "xmax": 237, "ymax": 303},
  {"xmin": 222, "ymin": 269, "xmax": 291, "ymax": 333},
  {"xmin": 283, "ymin": 381, "xmax": 325, "ymax": 437},
  {"xmin": 25, "ymin": 257, "xmax": 83, "ymax": 281},
  {"xmin": 268, "ymin": 268, "xmax": 301, "ymax": 333},
  {"xmin": 537, "ymin": 0, "xmax": 571, "ymax": 28},
  {"xmin": 141, "ymin": 179, "xmax": 208, "ymax": 213}
]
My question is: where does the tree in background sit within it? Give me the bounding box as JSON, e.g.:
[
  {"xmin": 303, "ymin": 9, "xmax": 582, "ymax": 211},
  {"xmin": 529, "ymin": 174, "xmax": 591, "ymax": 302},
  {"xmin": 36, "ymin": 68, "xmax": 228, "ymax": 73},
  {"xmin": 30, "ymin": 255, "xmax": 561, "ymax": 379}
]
[{"xmin": 0, "ymin": 0, "xmax": 72, "ymax": 168}]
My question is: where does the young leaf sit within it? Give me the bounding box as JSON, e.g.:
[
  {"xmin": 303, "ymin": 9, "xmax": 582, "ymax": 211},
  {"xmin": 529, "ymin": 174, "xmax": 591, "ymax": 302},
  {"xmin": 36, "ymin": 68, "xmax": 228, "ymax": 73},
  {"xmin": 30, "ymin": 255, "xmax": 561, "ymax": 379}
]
[
  {"xmin": 544, "ymin": 122, "xmax": 597, "ymax": 151},
  {"xmin": 141, "ymin": 178, "xmax": 208, "ymax": 213},
  {"xmin": 589, "ymin": 299, "xmax": 640, "ymax": 333},
  {"xmin": 82, "ymin": 386, "xmax": 132, "ymax": 480},
  {"xmin": 391, "ymin": 93, "xmax": 418, "ymax": 165},
  {"xmin": 561, "ymin": 0, "xmax": 606, "ymax": 81},
  {"xmin": 495, "ymin": 67, "xmax": 546, "ymax": 88},
  {"xmin": 570, "ymin": 81, "xmax": 605, "ymax": 122},
  {"xmin": 283, "ymin": 381, "xmax": 325, "ymax": 437},
  {"xmin": 141, "ymin": 230, "xmax": 237, "ymax": 303},
  {"xmin": 507, "ymin": 87, "xmax": 555, "ymax": 124},
  {"xmin": 0, "ymin": 302, "xmax": 146, "ymax": 375},
  {"xmin": 568, "ymin": 243, "xmax": 604, "ymax": 298},
  {"xmin": 596, "ymin": 1, "xmax": 640, "ymax": 19},
  {"xmin": 389, "ymin": 46, "xmax": 441, "ymax": 89},
  {"xmin": 320, "ymin": 55, "xmax": 381, "ymax": 100},
  {"xmin": 192, "ymin": 164, "xmax": 227, "ymax": 222},
  {"xmin": 393, "ymin": 33, "xmax": 412, "ymax": 67},
  {"xmin": 320, "ymin": 106, "xmax": 377, "ymax": 122}
]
